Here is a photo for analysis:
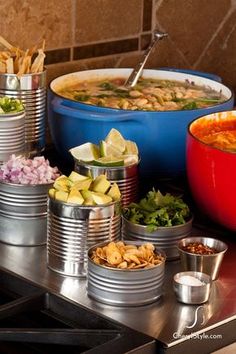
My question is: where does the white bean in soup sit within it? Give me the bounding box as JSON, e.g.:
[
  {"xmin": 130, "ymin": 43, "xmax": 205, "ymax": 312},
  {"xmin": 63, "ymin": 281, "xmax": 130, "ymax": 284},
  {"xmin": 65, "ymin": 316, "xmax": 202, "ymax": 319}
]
[{"xmin": 57, "ymin": 77, "xmax": 227, "ymax": 111}]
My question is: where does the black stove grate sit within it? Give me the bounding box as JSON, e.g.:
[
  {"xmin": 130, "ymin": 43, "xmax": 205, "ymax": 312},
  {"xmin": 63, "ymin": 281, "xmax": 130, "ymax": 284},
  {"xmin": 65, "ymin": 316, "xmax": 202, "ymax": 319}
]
[
  {"xmin": 0, "ymin": 272, "xmax": 155, "ymax": 354},
  {"xmin": 0, "ymin": 291, "xmax": 121, "ymax": 353}
]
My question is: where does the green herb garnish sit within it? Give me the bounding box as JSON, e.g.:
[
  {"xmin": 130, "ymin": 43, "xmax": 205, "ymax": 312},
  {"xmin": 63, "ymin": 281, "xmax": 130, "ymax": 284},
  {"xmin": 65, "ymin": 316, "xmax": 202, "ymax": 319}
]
[
  {"xmin": 99, "ymin": 82, "xmax": 115, "ymax": 90},
  {"xmin": 114, "ymin": 88, "xmax": 130, "ymax": 98},
  {"xmin": 196, "ymin": 97, "xmax": 221, "ymax": 103},
  {"xmin": 123, "ymin": 189, "xmax": 190, "ymax": 232},
  {"xmin": 182, "ymin": 101, "xmax": 198, "ymax": 110},
  {"xmin": 74, "ymin": 94, "xmax": 91, "ymax": 102},
  {"xmin": 0, "ymin": 97, "xmax": 24, "ymax": 114}
]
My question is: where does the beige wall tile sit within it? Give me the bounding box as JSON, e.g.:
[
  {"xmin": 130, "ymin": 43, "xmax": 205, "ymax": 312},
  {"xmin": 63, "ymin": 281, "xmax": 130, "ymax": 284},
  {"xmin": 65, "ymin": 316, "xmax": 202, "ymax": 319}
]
[
  {"xmin": 155, "ymin": 0, "xmax": 231, "ymax": 65},
  {"xmin": 118, "ymin": 52, "xmax": 145, "ymax": 68},
  {"xmin": 144, "ymin": 38, "xmax": 189, "ymax": 69},
  {"xmin": 117, "ymin": 47, "xmax": 188, "ymax": 72},
  {"xmin": 0, "ymin": 0, "xmax": 73, "ymax": 50},
  {"xmin": 196, "ymin": 8, "xmax": 236, "ymax": 91},
  {"xmin": 46, "ymin": 56, "xmax": 119, "ymax": 84},
  {"xmin": 75, "ymin": 0, "xmax": 143, "ymax": 44}
]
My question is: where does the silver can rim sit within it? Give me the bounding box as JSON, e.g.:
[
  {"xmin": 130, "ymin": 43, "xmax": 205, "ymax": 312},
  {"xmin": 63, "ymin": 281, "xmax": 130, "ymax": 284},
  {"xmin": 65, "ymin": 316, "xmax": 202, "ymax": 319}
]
[
  {"xmin": 177, "ymin": 236, "xmax": 228, "ymax": 256},
  {"xmin": 0, "ymin": 180, "xmax": 53, "ymax": 188},
  {"xmin": 88, "ymin": 240, "xmax": 166, "ymax": 272},
  {"xmin": 74, "ymin": 157, "xmax": 141, "ymax": 170},
  {"xmin": 48, "ymin": 194, "xmax": 121, "ymax": 208},
  {"xmin": 122, "ymin": 213, "xmax": 194, "ymax": 231}
]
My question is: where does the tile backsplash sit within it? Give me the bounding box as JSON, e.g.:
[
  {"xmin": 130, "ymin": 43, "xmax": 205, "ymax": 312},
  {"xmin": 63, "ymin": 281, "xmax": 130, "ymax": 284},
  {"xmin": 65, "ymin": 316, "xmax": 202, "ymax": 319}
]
[
  {"xmin": 1, "ymin": 0, "xmax": 235, "ymax": 89},
  {"xmin": 0, "ymin": 0, "xmax": 235, "ymax": 146}
]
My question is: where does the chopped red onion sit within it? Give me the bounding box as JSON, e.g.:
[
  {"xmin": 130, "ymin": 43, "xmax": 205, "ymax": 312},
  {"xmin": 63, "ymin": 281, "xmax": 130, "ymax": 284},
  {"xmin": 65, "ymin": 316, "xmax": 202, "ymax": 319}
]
[{"xmin": 0, "ymin": 155, "xmax": 60, "ymax": 185}]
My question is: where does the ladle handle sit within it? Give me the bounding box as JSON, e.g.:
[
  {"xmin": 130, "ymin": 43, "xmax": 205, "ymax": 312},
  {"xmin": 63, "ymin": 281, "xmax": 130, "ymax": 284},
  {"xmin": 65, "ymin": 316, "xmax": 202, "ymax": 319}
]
[{"xmin": 125, "ymin": 30, "xmax": 168, "ymax": 88}]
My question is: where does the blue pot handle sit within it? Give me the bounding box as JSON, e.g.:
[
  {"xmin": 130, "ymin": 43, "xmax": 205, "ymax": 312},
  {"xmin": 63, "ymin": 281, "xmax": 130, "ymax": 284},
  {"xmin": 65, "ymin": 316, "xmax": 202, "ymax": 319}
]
[
  {"xmin": 50, "ymin": 96, "xmax": 141, "ymax": 122},
  {"xmin": 157, "ymin": 67, "xmax": 222, "ymax": 83}
]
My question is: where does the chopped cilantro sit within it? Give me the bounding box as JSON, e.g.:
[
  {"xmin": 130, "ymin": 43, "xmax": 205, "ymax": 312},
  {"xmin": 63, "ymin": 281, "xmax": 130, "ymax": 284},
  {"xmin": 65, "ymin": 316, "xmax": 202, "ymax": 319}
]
[
  {"xmin": 74, "ymin": 94, "xmax": 90, "ymax": 102},
  {"xmin": 0, "ymin": 97, "xmax": 24, "ymax": 114},
  {"xmin": 123, "ymin": 189, "xmax": 190, "ymax": 232},
  {"xmin": 99, "ymin": 82, "xmax": 115, "ymax": 90},
  {"xmin": 182, "ymin": 101, "xmax": 198, "ymax": 110}
]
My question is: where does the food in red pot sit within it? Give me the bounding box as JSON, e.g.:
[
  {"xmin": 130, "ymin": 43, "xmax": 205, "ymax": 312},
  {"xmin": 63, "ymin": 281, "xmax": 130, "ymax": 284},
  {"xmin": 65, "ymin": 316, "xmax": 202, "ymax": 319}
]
[{"xmin": 186, "ymin": 110, "xmax": 236, "ymax": 231}]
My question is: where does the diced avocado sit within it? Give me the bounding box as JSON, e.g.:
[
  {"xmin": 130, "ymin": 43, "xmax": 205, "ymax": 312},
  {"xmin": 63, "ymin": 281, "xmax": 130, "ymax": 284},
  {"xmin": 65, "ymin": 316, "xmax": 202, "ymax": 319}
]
[
  {"xmin": 73, "ymin": 177, "xmax": 92, "ymax": 190},
  {"xmin": 107, "ymin": 183, "xmax": 121, "ymax": 201},
  {"xmin": 48, "ymin": 188, "xmax": 56, "ymax": 199},
  {"xmin": 53, "ymin": 175, "xmax": 71, "ymax": 192},
  {"xmin": 81, "ymin": 190, "xmax": 96, "ymax": 205},
  {"xmin": 67, "ymin": 189, "xmax": 84, "ymax": 204},
  {"xmin": 55, "ymin": 190, "xmax": 69, "ymax": 202},
  {"xmin": 68, "ymin": 171, "xmax": 90, "ymax": 182},
  {"xmin": 91, "ymin": 191, "xmax": 113, "ymax": 205},
  {"xmin": 92, "ymin": 174, "xmax": 111, "ymax": 194}
]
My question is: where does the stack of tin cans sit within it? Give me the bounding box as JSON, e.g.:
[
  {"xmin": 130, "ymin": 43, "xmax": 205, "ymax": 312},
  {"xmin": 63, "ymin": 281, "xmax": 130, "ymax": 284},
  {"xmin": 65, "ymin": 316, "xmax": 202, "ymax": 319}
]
[
  {"xmin": 0, "ymin": 71, "xmax": 47, "ymax": 157},
  {"xmin": 0, "ymin": 107, "xmax": 25, "ymax": 164}
]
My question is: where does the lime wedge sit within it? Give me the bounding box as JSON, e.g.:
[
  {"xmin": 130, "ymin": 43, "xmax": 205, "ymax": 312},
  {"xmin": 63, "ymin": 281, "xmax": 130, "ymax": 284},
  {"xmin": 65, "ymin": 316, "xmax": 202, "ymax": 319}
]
[
  {"xmin": 100, "ymin": 140, "xmax": 122, "ymax": 157},
  {"xmin": 123, "ymin": 154, "xmax": 139, "ymax": 165},
  {"xmin": 69, "ymin": 143, "xmax": 100, "ymax": 162},
  {"xmin": 125, "ymin": 140, "xmax": 139, "ymax": 155},
  {"xmin": 105, "ymin": 128, "xmax": 126, "ymax": 153},
  {"xmin": 93, "ymin": 156, "xmax": 124, "ymax": 167}
]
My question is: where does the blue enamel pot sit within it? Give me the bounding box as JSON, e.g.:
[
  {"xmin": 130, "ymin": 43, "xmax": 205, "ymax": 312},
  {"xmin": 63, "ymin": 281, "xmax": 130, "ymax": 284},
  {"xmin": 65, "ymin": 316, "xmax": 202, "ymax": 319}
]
[{"xmin": 48, "ymin": 68, "xmax": 234, "ymax": 179}]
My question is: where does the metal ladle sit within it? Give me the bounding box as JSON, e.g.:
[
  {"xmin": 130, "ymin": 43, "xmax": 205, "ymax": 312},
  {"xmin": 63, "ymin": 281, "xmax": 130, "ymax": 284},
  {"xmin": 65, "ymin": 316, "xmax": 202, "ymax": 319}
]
[{"xmin": 124, "ymin": 30, "xmax": 168, "ymax": 88}]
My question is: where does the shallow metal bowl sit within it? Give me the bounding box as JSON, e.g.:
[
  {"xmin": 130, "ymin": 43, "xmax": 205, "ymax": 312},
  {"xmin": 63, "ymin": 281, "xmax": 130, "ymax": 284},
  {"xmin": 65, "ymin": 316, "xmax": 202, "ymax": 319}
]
[
  {"xmin": 177, "ymin": 236, "xmax": 228, "ymax": 280},
  {"xmin": 173, "ymin": 271, "xmax": 212, "ymax": 304},
  {"xmin": 122, "ymin": 215, "xmax": 193, "ymax": 261},
  {"xmin": 87, "ymin": 240, "xmax": 166, "ymax": 306}
]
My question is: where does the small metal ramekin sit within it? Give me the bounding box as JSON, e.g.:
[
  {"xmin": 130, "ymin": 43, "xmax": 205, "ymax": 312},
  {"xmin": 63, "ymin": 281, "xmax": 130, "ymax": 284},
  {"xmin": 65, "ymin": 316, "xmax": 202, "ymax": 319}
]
[
  {"xmin": 173, "ymin": 271, "xmax": 212, "ymax": 304},
  {"xmin": 177, "ymin": 236, "xmax": 228, "ymax": 280}
]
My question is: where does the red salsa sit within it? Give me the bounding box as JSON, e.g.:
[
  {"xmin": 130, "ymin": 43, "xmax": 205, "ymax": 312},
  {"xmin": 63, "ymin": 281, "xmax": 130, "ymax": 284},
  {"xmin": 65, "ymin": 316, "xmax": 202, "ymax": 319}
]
[
  {"xmin": 191, "ymin": 116, "xmax": 236, "ymax": 152},
  {"xmin": 182, "ymin": 242, "xmax": 217, "ymax": 255}
]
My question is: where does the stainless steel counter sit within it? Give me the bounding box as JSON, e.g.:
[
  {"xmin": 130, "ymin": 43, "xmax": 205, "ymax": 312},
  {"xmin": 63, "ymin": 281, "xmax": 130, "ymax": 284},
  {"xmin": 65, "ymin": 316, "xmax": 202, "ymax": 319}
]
[{"xmin": 0, "ymin": 227, "xmax": 235, "ymax": 353}]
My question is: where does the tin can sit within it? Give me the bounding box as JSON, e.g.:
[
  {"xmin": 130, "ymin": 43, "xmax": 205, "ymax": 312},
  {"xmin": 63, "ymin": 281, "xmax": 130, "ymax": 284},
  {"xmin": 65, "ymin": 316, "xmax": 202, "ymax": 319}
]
[
  {"xmin": 0, "ymin": 110, "xmax": 25, "ymax": 164},
  {"xmin": 87, "ymin": 241, "xmax": 166, "ymax": 306},
  {"xmin": 122, "ymin": 215, "xmax": 193, "ymax": 261},
  {"xmin": 0, "ymin": 181, "xmax": 52, "ymax": 245},
  {"xmin": 47, "ymin": 198, "xmax": 121, "ymax": 277},
  {"xmin": 74, "ymin": 160, "xmax": 139, "ymax": 207},
  {"xmin": 0, "ymin": 71, "xmax": 46, "ymax": 156}
]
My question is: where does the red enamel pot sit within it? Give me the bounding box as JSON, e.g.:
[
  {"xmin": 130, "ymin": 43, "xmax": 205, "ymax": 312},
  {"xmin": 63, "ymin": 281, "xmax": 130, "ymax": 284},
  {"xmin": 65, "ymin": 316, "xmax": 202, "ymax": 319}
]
[{"xmin": 186, "ymin": 110, "xmax": 236, "ymax": 231}]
